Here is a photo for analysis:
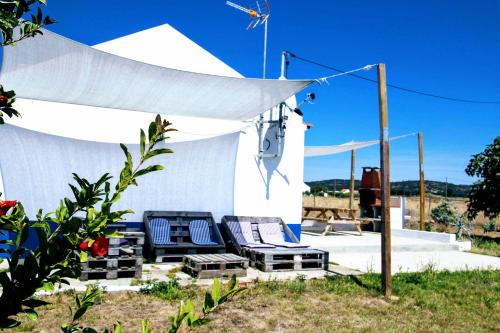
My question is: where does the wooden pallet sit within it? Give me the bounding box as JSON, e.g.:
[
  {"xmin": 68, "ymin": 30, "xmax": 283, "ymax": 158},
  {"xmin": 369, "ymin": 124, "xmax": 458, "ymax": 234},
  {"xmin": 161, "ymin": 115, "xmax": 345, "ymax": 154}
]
[
  {"xmin": 79, "ymin": 231, "xmax": 145, "ymax": 280},
  {"xmin": 154, "ymin": 247, "xmax": 226, "ymax": 263},
  {"xmin": 107, "ymin": 232, "xmax": 145, "ymax": 257},
  {"xmin": 80, "ymin": 256, "xmax": 143, "ymax": 270},
  {"xmin": 79, "ymin": 267, "xmax": 142, "ymax": 281},
  {"xmin": 245, "ymin": 248, "xmax": 328, "ymax": 272},
  {"xmin": 183, "ymin": 253, "xmax": 249, "ymax": 278}
]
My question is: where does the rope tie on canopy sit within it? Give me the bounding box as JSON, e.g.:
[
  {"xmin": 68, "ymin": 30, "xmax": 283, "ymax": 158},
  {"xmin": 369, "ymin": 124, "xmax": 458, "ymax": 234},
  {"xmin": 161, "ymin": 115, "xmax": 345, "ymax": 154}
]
[{"xmin": 315, "ymin": 64, "xmax": 377, "ymax": 85}]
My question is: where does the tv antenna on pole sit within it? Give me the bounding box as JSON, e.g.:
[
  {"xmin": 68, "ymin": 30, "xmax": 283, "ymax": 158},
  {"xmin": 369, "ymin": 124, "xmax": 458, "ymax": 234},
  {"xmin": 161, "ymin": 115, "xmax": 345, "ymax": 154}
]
[{"xmin": 226, "ymin": 0, "xmax": 270, "ymax": 78}]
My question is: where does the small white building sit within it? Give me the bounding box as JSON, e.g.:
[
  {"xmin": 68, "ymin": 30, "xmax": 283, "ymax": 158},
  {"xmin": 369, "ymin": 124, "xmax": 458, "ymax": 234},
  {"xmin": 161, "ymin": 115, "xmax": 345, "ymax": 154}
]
[{"xmin": 0, "ymin": 24, "xmax": 312, "ymax": 238}]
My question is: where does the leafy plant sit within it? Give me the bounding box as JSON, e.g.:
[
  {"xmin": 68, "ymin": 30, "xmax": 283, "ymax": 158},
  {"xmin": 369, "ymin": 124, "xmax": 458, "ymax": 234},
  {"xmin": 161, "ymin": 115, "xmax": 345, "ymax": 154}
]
[
  {"xmin": 0, "ymin": 0, "xmax": 55, "ymax": 46},
  {"xmin": 0, "ymin": 0, "xmax": 56, "ymax": 123},
  {"xmin": 482, "ymin": 220, "xmax": 498, "ymax": 233},
  {"xmin": 0, "ymin": 85, "xmax": 18, "ymax": 124},
  {"xmin": 431, "ymin": 200, "xmax": 472, "ymax": 239},
  {"xmin": 60, "ymin": 284, "xmax": 103, "ymax": 333},
  {"xmin": 168, "ymin": 275, "xmax": 246, "ymax": 333},
  {"xmin": 465, "ymin": 136, "xmax": 500, "ymax": 220},
  {"xmin": 139, "ymin": 278, "xmax": 184, "ymax": 301},
  {"xmin": 0, "ymin": 115, "xmax": 174, "ymax": 328},
  {"xmin": 286, "ymin": 274, "xmax": 307, "ymax": 294},
  {"xmin": 56, "ymin": 276, "xmax": 245, "ymax": 333}
]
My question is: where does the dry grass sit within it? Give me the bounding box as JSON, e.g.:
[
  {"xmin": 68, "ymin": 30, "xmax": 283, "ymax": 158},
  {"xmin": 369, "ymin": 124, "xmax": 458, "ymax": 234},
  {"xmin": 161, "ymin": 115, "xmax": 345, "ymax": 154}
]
[{"xmin": 10, "ymin": 270, "xmax": 500, "ymax": 333}]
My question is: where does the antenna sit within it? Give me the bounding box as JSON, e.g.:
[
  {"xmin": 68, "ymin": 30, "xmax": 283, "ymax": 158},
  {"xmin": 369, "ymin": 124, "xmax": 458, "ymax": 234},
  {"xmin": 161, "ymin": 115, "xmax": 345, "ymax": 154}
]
[
  {"xmin": 226, "ymin": 1, "xmax": 273, "ymax": 160},
  {"xmin": 226, "ymin": 0, "xmax": 270, "ymax": 78}
]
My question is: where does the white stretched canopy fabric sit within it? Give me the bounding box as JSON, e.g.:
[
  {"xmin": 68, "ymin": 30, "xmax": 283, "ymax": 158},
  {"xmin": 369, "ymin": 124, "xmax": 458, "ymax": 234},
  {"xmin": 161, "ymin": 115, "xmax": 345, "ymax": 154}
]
[
  {"xmin": 0, "ymin": 124, "xmax": 238, "ymax": 223},
  {"xmin": 304, "ymin": 133, "xmax": 416, "ymax": 157},
  {"xmin": 0, "ymin": 29, "xmax": 312, "ymax": 121}
]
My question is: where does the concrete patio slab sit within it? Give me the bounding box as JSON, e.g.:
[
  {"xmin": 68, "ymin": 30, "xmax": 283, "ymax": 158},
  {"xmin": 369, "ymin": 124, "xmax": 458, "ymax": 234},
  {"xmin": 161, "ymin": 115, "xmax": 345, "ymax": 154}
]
[
  {"xmin": 329, "ymin": 250, "xmax": 500, "ymax": 274},
  {"xmin": 300, "ymin": 231, "xmax": 462, "ymax": 253}
]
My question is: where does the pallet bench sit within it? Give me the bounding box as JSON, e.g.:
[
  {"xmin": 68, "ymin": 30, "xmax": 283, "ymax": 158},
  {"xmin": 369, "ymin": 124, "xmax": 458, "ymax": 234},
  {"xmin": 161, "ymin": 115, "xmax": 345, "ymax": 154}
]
[
  {"xmin": 221, "ymin": 215, "xmax": 329, "ymax": 272},
  {"xmin": 183, "ymin": 253, "xmax": 249, "ymax": 278},
  {"xmin": 144, "ymin": 211, "xmax": 225, "ymax": 263}
]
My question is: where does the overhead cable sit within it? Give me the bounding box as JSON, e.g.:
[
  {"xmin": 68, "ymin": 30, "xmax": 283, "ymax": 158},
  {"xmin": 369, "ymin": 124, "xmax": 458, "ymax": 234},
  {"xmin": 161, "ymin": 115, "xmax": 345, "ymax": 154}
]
[{"xmin": 287, "ymin": 51, "xmax": 500, "ymax": 105}]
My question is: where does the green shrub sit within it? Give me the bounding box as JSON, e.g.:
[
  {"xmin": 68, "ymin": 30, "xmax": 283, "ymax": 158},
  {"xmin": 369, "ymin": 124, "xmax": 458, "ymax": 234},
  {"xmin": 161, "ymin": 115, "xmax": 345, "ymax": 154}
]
[{"xmin": 140, "ymin": 279, "xmax": 184, "ymax": 301}]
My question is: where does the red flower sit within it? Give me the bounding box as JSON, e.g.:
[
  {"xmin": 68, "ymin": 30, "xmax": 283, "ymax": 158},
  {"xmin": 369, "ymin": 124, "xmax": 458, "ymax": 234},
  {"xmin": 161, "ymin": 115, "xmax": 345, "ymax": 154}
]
[
  {"xmin": 79, "ymin": 241, "xmax": 89, "ymax": 251},
  {"xmin": 0, "ymin": 200, "xmax": 17, "ymax": 216},
  {"xmin": 90, "ymin": 237, "xmax": 109, "ymax": 257}
]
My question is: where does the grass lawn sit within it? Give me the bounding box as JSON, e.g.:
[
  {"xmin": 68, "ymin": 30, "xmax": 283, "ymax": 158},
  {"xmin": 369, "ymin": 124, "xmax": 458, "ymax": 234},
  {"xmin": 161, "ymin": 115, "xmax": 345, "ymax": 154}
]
[
  {"xmin": 470, "ymin": 238, "xmax": 500, "ymax": 257},
  {"xmin": 11, "ymin": 269, "xmax": 500, "ymax": 332}
]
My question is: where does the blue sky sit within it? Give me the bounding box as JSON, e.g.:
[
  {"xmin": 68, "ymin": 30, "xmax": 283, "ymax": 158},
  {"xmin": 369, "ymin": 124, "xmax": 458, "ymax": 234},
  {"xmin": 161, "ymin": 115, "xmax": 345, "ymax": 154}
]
[{"xmin": 35, "ymin": 1, "xmax": 500, "ymax": 184}]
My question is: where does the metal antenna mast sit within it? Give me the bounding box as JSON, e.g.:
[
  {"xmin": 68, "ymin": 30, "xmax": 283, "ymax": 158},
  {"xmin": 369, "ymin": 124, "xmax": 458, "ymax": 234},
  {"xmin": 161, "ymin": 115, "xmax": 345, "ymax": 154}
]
[
  {"xmin": 226, "ymin": 1, "xmax": 272, "ymax": 160},
  {"xmin": 226, "ymin": 0, "xmax": 270, "ymax": 78}
]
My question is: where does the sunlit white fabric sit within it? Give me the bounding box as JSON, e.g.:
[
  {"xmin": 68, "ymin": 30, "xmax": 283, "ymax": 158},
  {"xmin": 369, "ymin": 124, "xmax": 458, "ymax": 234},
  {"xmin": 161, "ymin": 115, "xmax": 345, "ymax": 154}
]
[
  {"xmin": 304, "ymin": 140, "xmax": 379, "ymax": 157},
  {"xmin": 304, "ymin": 133, "xmax": 416, "ymax": 157},
  {"xmin": 0, "ymin": 124, "xmax": 238, "ymax": 223},
  {"xmin": 0, "ymin": 29, "xmax": 312, "ymax": 121}
]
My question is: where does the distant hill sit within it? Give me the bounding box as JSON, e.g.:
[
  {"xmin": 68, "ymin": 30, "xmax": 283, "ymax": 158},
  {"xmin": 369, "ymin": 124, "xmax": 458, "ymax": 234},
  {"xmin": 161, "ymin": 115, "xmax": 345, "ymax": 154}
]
[{"xmin": 305, "ymin": 179, "xmax": 471, "ymax": 197}]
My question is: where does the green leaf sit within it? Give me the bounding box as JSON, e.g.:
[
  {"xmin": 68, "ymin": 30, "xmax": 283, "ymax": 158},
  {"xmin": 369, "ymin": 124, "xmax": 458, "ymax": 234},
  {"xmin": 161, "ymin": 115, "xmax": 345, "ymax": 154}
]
[
  {"xmin": 80, "ymin": 251, "xmax": 88, "ymax": 263},
  {"xmin": 37, "ymin": 281, "xmax": 54, "ymax": 293},
  {"xmin": 22, "ymin": 298, "xmax": 50, "ymax": 309},
  {"xmin": 140, "ymin": 129, "xmax": 146, "ymax": 156},
  {"xmin": 36, "ymin": 6, "xmax": 42, "ymax": 23},
  {"xmin": 134, "ymin": 165, "xmax": 164, "ymax": 178},
  {"xmin": 120, "ymin": 143, "xmax": 133, "ymax": 166},
  {"xmin": 148, "ymin": 119, "xmax": 159, "ymax": 145},
  {"xmin": 212, "ymin": 277, "xmax": 221, "ymax": 304},
  {"xmin": 143, "ymin": 148, "xmax": 173, "ymax": 161},
  {"xmin": 203, "ymin": 292, "xmax": 215, "ymax": 314},
  {"xmin": 226, "ymin": 274, "xmax": 237, "ymax": 292},
  {"xmin": 24, "ymin": 308, "xmax": 38, "ymax": 321},
  {"xmin": 0, "ymin": 318, "xmax": 21, "ymax": 329},
  {"xmin": 73, "ymin": 305, "xmax": 89, "ymax": 321},
  {"xmin": 141, "ymin": 319, "xmax": 153, "ymax": 333}
]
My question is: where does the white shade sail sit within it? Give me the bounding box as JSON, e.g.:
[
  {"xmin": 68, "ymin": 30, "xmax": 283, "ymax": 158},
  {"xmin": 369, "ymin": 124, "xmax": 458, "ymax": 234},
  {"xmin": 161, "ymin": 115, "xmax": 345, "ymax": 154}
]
[
  {"xmin": 305, "ymin": 133, "xmax": 416, "ymax": 157},
  {"xmin": 0, "ymin": 124, "xmax": 238, "ymax": 222},
  {"xmin": 0, "ymin": 29, "xmax": 312, "ymax": 121}
]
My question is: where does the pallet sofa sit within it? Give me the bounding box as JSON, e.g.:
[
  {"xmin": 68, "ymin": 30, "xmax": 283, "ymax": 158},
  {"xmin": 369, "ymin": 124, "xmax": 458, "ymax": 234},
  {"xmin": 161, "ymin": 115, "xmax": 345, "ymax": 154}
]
[
  {"xmin": 221, "ymin": 215, "xmax": 329, "ymax": 272},
  {"xmin": 144, "ymin": 211, "xmax": 225, "ymax": 263}
]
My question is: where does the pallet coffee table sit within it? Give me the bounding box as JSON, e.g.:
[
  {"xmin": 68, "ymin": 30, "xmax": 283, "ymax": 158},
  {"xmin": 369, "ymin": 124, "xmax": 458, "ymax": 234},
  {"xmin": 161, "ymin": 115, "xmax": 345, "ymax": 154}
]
[{"xmin": 183, "ymin": 253, "xmax": 249, "ymax": 278}]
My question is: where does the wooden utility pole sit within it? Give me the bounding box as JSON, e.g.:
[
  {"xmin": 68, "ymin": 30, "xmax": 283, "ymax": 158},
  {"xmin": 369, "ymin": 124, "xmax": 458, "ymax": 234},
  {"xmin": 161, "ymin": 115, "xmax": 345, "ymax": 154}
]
[
  {"xmin": 418, "ymin": 132, "xmax": 426, "ymax": 231},
  {"xmin": 377, "ymin": 63, "xmax": 392, "ymax": 297},
  {"xmin": 349, "ymin": 150, "xmax": 356, "ymax": 210}
]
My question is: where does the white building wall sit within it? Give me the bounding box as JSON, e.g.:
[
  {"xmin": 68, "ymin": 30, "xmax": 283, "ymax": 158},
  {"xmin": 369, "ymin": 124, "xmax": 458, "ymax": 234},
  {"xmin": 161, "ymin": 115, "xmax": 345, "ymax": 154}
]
[{"xmin": 233, "ymin": 109, "xmax": 305, "ymax": 238}]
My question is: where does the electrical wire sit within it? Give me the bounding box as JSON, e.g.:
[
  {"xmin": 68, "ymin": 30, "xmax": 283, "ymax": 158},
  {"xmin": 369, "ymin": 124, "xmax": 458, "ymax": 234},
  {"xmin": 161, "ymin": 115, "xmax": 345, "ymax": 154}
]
[{"xmin": 286, "ymin": 51, "xmax": 500, "ymax": 105}]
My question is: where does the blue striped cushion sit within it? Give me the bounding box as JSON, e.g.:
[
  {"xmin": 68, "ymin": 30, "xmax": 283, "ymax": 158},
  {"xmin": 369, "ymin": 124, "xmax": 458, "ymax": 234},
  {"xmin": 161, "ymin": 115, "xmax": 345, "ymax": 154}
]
[
  {"xmin": 189, "ymin": 219, "xmax": 217, "ymax": 245},
  {"xmin": 149, "ymin": 217, "xmax": 175, "ymax": 245}
]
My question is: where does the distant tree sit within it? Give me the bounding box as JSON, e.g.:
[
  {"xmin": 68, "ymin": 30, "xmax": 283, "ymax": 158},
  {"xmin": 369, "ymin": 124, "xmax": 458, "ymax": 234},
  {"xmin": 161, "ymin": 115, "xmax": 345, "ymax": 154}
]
[
  {"xmin": 310, "ymin": 185, "xmax": 327, "ymax": 196},
  {"xmin": 465, "ymin": 136, "xmax": 500, "ymax": 219}
]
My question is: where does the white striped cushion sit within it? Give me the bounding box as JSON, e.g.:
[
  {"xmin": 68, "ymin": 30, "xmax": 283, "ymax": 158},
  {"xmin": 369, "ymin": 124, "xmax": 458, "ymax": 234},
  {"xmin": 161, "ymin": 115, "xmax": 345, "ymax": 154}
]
[{"xmin": 258, "ymin": 223, "xmax": 308, "ymax": 248}]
